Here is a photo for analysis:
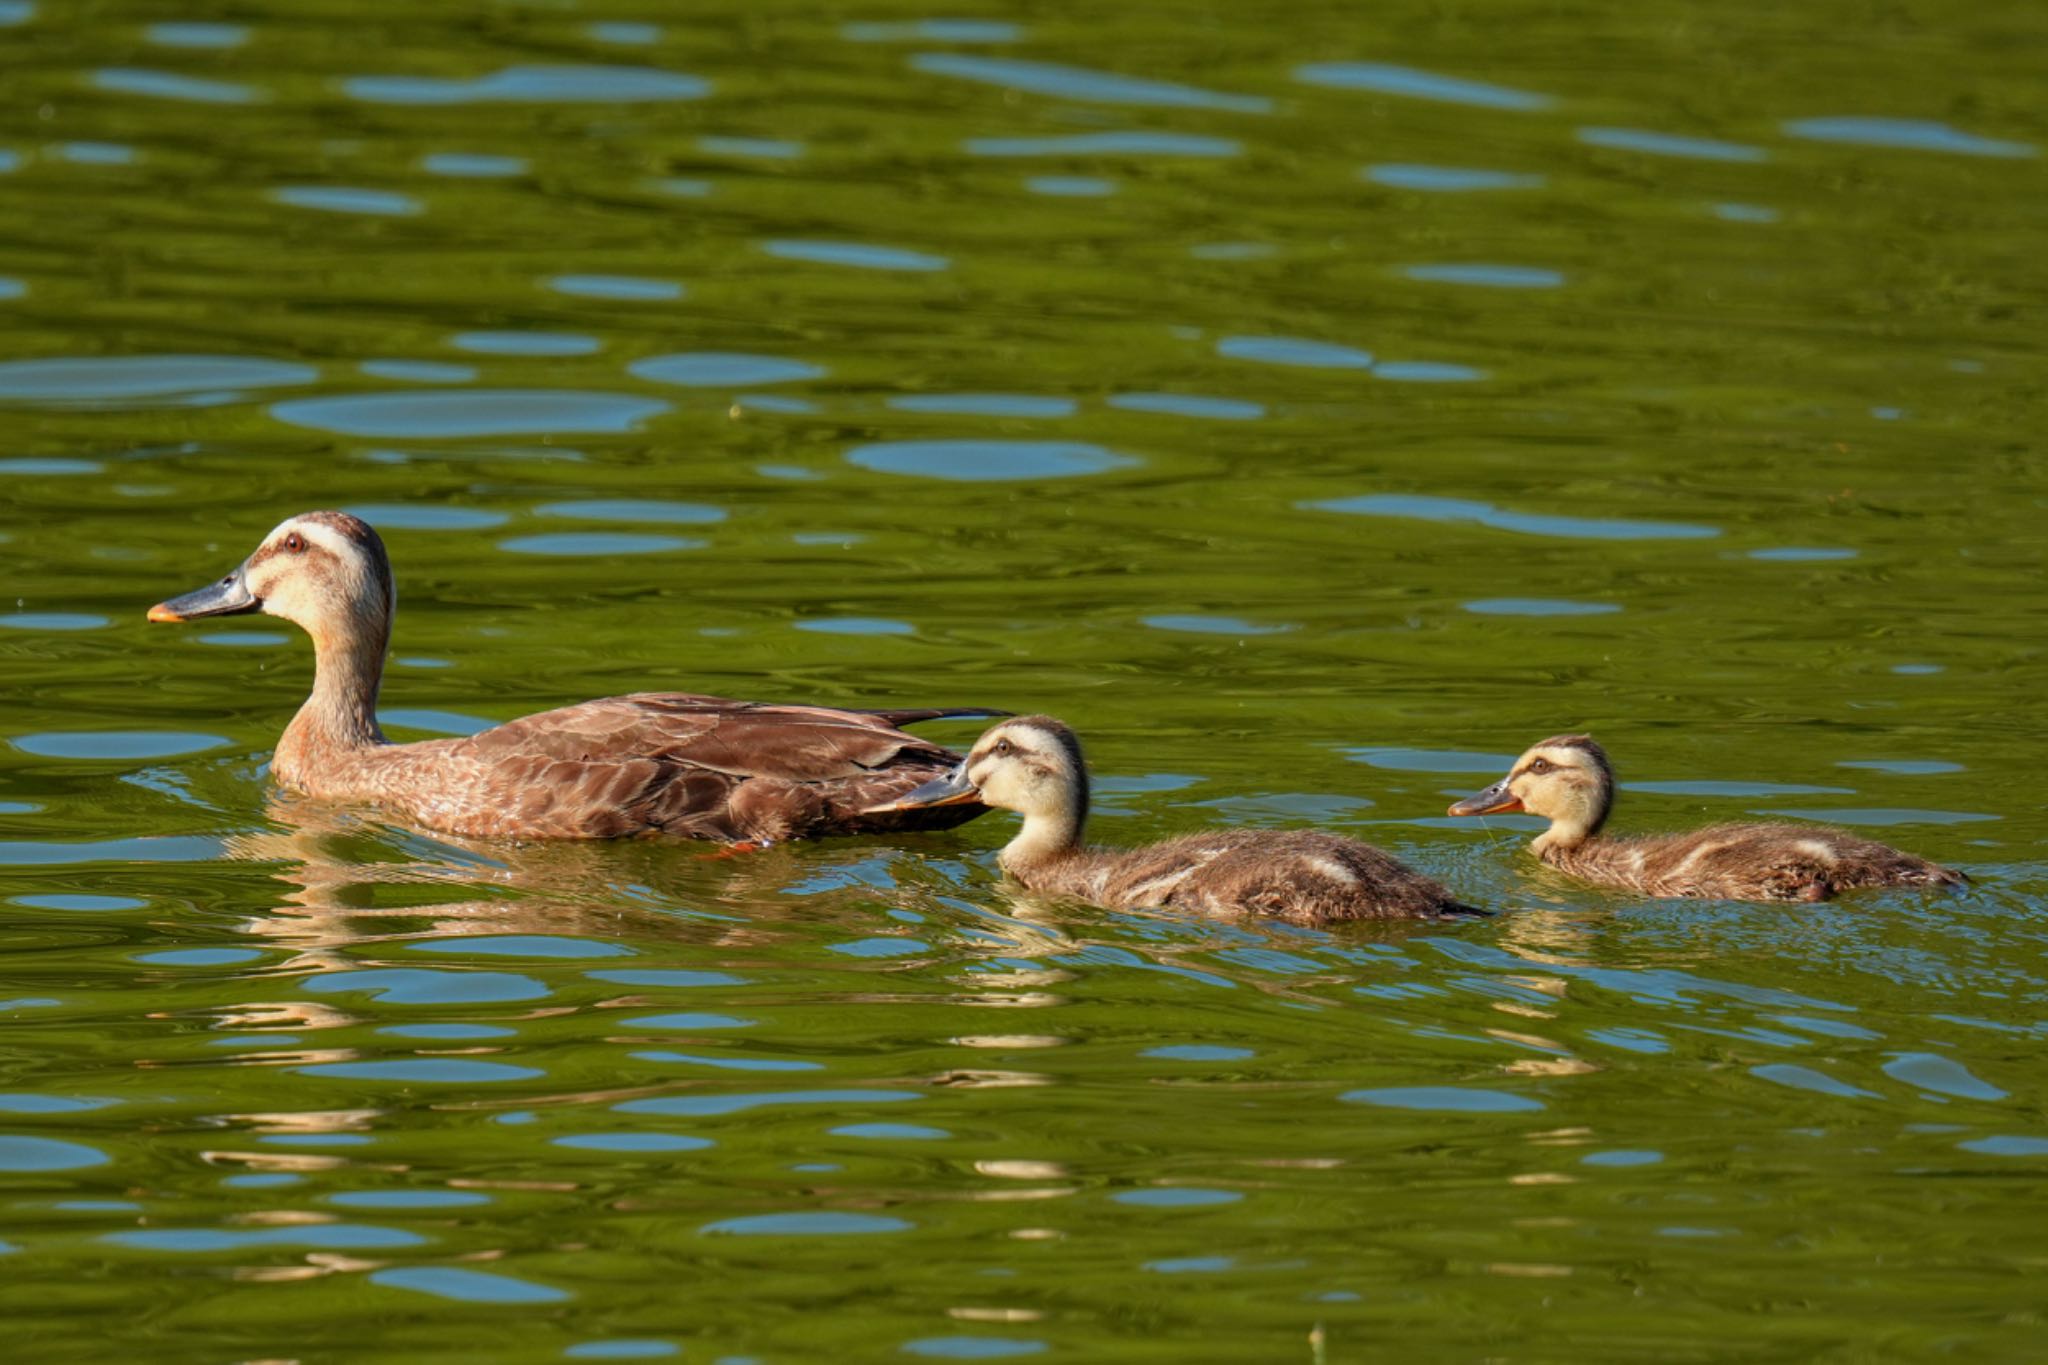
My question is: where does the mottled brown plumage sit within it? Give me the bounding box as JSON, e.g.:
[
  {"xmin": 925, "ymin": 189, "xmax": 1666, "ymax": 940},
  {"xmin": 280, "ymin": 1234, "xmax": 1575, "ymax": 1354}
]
[
  {"xmin": 1449, "ymin": 734, "xmax": 1966, "ymax": 902},
  {"xmin": 882, "ymin": 716, "xmax": 1483, "ymax": 924},
  {"xmin": 148, "ymin": 511, "xmax": 995, "ymax": 843}
]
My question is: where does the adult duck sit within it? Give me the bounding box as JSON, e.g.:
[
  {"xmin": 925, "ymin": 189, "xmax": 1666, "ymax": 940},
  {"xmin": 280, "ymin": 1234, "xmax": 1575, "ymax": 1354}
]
[
  {"xmin": 879, "ymin": 715, "xmax": 1482, "ymax": 924},
  {"xmin": 148, "ymin": 511, "xmax": 997, "ymax": 843},
  {"xmin": 1448, "ymin": 734, "xmax": 1966, "ymax": 901}
]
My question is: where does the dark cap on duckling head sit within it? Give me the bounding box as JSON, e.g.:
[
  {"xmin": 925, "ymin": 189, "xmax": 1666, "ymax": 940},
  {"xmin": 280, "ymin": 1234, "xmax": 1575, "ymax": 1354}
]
[
  {"xmin": 1448, "ymin": 734, "xmax": 1611, "ymax": 818},
  {"xmin": 874, "ymin": 715, "xmax": 1086, "ymax": 817}
]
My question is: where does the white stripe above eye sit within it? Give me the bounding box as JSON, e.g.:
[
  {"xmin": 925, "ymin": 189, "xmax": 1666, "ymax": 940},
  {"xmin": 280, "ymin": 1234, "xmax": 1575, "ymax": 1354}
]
[{"xmin": 285, "ymin": 519, "xmax": 356, "ymax": 558}]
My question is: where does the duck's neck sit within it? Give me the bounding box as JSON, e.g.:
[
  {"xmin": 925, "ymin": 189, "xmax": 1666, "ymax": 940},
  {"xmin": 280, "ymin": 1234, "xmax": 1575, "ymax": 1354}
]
[
  {"xmin": 276, "ymin": 620, "xmax": 390, "ymax": 785},
  {"xmin": 1532, "ymin": 820, "xmax": 1595, "ymax": 860},
  {"xmin": 997, "ymin": 805, "xmax": 1086, "ymax": 880},
  {"xmin": 1531, "ymin": 786, "xmax": 1610, "ymax": 861}
]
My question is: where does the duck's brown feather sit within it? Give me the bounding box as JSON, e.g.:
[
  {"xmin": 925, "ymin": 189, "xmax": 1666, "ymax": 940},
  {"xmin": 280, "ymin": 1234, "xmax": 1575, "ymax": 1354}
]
[
  {"xmin": 1013, "ymin": 828, "xmax": 1480, "ymax": 924},
  {"xmin": 282, "ymin": 692, "xmax": 988, "ymax": 843},
  {"xmin": 1543, "ymin": 822, "xmax": 1966, "ymax": 902}
]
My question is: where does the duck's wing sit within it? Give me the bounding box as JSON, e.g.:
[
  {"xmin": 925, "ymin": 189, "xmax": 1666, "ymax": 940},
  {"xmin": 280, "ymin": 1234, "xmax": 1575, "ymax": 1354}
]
[{"xmin": 454, "ymin": 692, "xmax": 987, "ymax": 842}]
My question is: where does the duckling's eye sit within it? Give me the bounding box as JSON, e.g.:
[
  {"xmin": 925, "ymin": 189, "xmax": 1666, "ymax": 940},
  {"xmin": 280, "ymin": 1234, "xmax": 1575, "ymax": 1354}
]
[
  {"xmin": 1527, "ymin": 757, "xmax": 1552, "ymax": 775},
  {"xmin": 283, "ymin": 532, "xmax": 306, "ymax": 555},
  {"xmin": 992, "ymin": 738, "xmax": 1013, "ymax": 757}
]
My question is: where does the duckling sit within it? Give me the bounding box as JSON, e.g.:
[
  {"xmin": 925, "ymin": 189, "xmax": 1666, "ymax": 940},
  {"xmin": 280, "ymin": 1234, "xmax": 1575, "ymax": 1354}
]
[
  {"xmin": 147, "ymin": 511, "xmax": 998, "ymax": 844},
  {"xmin": 880, "ymin": 715, "xmax": 1483, "ymax": 924},
  {"xmin": 1448, "ymin": 734, "xmax": 1966, "ymax": 902}
]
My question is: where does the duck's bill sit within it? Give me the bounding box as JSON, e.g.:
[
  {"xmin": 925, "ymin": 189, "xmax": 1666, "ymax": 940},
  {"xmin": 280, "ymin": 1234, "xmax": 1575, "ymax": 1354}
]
[
  {"xmin": 875, "ymin": 764, "xmax": 979, "ymax": 812},
  {"xmin": 1448, "ymin": 778, "xmax": 1522, "ymax": 818},
  {"xmin": 148, "ymin": 566, "xmax": 258, "ymax": 623}
]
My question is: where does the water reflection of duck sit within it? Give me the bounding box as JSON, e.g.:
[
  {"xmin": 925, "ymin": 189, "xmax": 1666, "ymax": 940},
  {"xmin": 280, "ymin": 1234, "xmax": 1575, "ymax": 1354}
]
[
  {"xmin": 1449, "ymin": 734, "xmax": 1966, "ymax": 902},
  {"xmin": 147, "ymin": 511, "xmax": 997, "ymax": 844},
  {"xmin": 880, "ymin": 715, "xmax": 1485, "ymax": 924}
]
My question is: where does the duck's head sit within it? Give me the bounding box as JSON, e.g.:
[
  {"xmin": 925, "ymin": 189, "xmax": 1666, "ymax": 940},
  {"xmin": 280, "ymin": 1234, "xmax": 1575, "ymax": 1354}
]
[
  {"xmin": 886, "ymin": 715, "xmax": 1089, "ymax": 825},
  {"xmin": 1449, "ymin": 734, "xmax": 1613, "ymax": 846},
  {"xmin": 148, "ymin": 511, "xmax": 395, "ymax": 647}
]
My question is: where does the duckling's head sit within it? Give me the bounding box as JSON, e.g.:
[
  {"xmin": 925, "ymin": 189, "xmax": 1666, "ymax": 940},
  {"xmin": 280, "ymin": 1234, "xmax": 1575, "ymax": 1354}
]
[
  {"xmin": 1448, "ymin": 735, "xmax": 1613, "ymax": 849},
  {"xmin": 886, "ymin": 715, "xmax": 1089, "ymax": 827},
  {"xmin": 149, "ymin": 511, "xmax": 395, "ymax": 647}
]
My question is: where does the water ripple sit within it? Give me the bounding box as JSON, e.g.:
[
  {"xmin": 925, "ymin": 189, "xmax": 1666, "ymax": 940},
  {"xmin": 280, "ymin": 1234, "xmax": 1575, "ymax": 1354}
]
[
  {"xmin": 890, "ymin": 393, "xmax": 1073, "ymax": 417},
  {"xmin": 272, "ymin": 390, "xmax": 667, "ymax": 437},
  {"xmin": 145, "ymin": 22, "xmax": 246, "ymax": 48},
  {"xmin": 1364, "ymin": 164, "xmax": 1543, "ymax": 191},
  {"xmin": 0, "ymin": 1136, "xmax": 108, "ymax": 1171},
  {"xmin": 848, "ymin": 439, "xmax": 1137, "ymax": 481},
  {"xmin": 1108, "ymin": 392, "xmax": 1263, "ymax": 420},
  {"xmin": 846, "ymin": 20, "xmax": 1021, "ymax": 42},
  {"xmin": 913, "ymin": 54, "xmax": 1269, "ymax": 113},
  {"xmin": 1342, "ymin": 1086, "xmax": 1546, "ymax": 1113},
  {"xmin": 1404, "ymin": 264, "xmax": 1564, "ymax": 288},
  {"xmin": 966, "ymin": 131, "xmax": 1238, "ymax": 158},
  {"xmin": 0, "ymin": 354, "xmax": 316, "ymax": 402},
  {"xmin": 271, "ymin": 186, "xmax": 423, "ymax": 216},
  {"xmin": 301, "ymin": 967, "xmax": 548, "ymax": 1005},
  {"xmin": 1295, "ymin": 62, "xmax": 1553, "ymax": 111},
  {"xmin": 547, "ymin": 274, "xmax": 684, "ymax": 301},
  {"xmin": 703, "ymin": 1211, "xmax": 912, "ymax": 1235},
  {"xmin": 1309, "ymin": 493, "xmax": 1718, "ymax": 540},
  {"xmin": 13, "ymin": 731, "xmax": 227, "ymax": 760},
  {"xmin": 1577, "ymin": 127, "xmax": 1767, "ymax": 162},
  {"xmin": 346, "ymin": 65, "xmax": 708, "ymax": 105},
  {"xmin": 422, "ymin": 153, "xmax": 527, "ymax": 177},
  {"xmin": 630, "ymin": 353, "xmax": 824, "ymax": 387},
  {"xmin": 1218, "ymin": 336, "xmax": 1373, "ymax": 369},
  {"xmin": 300, "ymin": 1059, "xmax": 543, "ymax": 1083},
  {"xmin": 371, "ymin": 1266, "xmax": 569, "ymax": 1303},
  {"xmin": 452, "ymin": 331, "xmax": 600, "ymax": 357},
  {"xmin": 1783, "ymin": 117, "xmax": 2035, "ymax": 158},
  {"xmin": 617, "ymin": 1089, "xmax": 917, "ymax": 1118},
  {"xmin": 764, "ymin": 240, "xmax": 949, "ymax": 271},
  {"xmin": 93, "ymin": 66, "xmax": 257, "ymax": 104},
  {"xmin": 111, "ymin": 1224, "xmax": 422, "ymax": 1251}
]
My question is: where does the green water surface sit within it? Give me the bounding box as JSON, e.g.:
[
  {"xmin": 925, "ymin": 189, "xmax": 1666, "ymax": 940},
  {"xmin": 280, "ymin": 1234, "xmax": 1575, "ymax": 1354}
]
[{"xmin": 1, "ymin": 1, "xmax": 2045, "ymax": 1360}]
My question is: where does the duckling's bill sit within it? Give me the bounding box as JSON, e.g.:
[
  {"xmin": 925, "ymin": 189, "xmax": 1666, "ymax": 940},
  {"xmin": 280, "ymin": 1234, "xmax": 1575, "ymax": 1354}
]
[
  {"xmin": 148, "ymin": 565, "xmax": 259, "ymax": 623},
  {"xmin": 877, "ymin": 762, "xmax": 979, "ymax": 811},
  {"xmin": 1448, "ymin": 775, "xmax": 1522, "ymax": 818}
]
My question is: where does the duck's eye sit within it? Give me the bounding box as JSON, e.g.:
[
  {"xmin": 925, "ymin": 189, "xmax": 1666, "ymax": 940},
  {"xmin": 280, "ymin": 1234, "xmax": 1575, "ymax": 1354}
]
[
  {"xmin": 992, "ymin": 738, "xmax": 1013, "ymax": 758},
  {"xmin": 1527, "ymin": 757, "xmax": 1552, "ymax": 775},
  {"xmin": 283, "ymin": 532, "xmax": 306, "ymax": 555}
]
